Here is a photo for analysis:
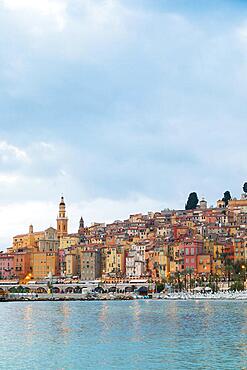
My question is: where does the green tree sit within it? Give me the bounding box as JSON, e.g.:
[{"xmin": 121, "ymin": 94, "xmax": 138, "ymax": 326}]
[
  {"xmin": 222, "ymin": 191, "xmax": 231, "ymax": 206},
  {"xmin": 185, "ymin": 192, "xmax": 199, "ymax": 210},
  {"xmin": 230, "ymin": 280, "xmax": 244, "ymax": 291},
  {"xmin": 243, "ymin": 182, "xmax": 247, "ymax": 194},
  {"xmin": 156, "ymin": 282, "xmax": 165, "ymax": 293},
  {"xmin": 186, "ymin": 268, "xmax": 194, "ymax": 290}
]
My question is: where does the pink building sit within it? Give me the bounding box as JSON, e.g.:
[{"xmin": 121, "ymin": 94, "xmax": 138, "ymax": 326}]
[
  {"xmin": 180, "ymin": 239, "xmax": 203, "ymax": 273},
  {"xmin": 0, "ymin": 253, "xmax": 14, "ymax": 279}
]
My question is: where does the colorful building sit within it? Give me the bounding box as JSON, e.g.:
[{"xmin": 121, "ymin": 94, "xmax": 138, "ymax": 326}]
[{"xmin": 0, "ymin": 253, "xmax": 14, "ymax": 279}]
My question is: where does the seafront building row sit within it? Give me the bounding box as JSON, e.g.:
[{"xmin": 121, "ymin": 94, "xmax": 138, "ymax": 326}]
[{"xmin": 0, "ymin": 195, "xmax": 246, "ymax": 286}]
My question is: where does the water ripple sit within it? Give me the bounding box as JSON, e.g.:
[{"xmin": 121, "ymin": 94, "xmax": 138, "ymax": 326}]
[{"xmin": 0, "ymin": 301, "xmax": 246, "ymax": 370}]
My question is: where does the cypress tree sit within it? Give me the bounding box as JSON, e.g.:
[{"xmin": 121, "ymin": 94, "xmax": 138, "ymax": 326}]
[
  {"xmin": 185, "ymin": 192, "xmax": 199, "ymax": 210},
  {"xmin": 222, "ymin": 191, "xmax": 231, "ymax": 206},
  {"xmin": 243, "ymin": 182, "xmax": 247, "ymax": 194}
]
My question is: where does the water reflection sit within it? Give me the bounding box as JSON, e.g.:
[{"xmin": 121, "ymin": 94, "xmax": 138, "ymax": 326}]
[
  {"xmin": 23, "ymin": 304, "xmax": 34, "ymax": 344},
  {"xmin": 99, "ymin": 302, "xmax": 110, "ymax": 332},
  {"xmin": 132, "ymin": 300, "xmax": 141, "ymax": 343},
  {"xmin": 239, "ymin": 305, "xmax": 247, "ymax": 364},
  {"xmin": 60, "ymin": 302, "xmax": 71, "ymax": 318},
  {"xmin": 60, "ymin": 303, "xmax": 72, "ymax": 342}
]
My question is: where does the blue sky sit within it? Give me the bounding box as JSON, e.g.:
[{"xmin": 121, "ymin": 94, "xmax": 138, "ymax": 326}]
[{"xmin": 0, "ymin": 0, "xmax": 247, "ymax": 247}]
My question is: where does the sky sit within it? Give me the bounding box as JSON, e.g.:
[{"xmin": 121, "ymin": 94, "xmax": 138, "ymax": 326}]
[{"xmin": 0, "ymin": 0, "xmax": 247, "ymax": 248}]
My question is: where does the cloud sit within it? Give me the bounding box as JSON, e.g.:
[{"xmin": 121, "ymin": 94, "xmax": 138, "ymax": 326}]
[
  {"xmin": 0, "ymin": 1, "xmax": 246, "ymax": 248},
  {"xmin": 0, "ymin": 141, "xmax": 29, "ymax": 163},
  {"xmin": 0, "ymin": 173, "xmax": 19, "ymax": 185},
  {"xmin": 0, "ymin": 201, "xmax": 57, "ymax": 248},
  {"xmin": 2, "ymin": 0, "xmax": 67, "ymax": 31},
  {"xmin": 0, "ymin": 140, "xmax": 78, "ymax": 206}
]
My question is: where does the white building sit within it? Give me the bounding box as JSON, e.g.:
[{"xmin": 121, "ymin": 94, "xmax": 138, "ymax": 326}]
[{"xmin": 126, "ymin": 244, "xmax": 146, "ymax": 277}]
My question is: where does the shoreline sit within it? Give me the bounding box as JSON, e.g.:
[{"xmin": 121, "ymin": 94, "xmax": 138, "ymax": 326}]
[{"xmin": 1, "ymin": 291, "xmax": 247, "ymax": 302}]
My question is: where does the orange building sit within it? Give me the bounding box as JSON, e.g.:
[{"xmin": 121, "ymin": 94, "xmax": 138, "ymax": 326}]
[
  {"xmin": 196, "ymin": 255, "xmax": 211, "ymax": 275},
  {"xmin": 32, "ymin": 252, "xmax": 59, "ymax": 279},
  {"xmin": 13, "ymin": 250, "xmax": 32, "ymax": 280}
]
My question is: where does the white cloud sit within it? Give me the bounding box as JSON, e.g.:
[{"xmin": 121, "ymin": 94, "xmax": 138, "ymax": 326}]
[
  {"xmin": 0, "ymin": 173, "xmax": 19, "ymax": 184},
  {"xmin": 0, "ymin": 201, "xmax": 57, "ymax": 248},
  {"xmin": 70, "ymin": 195, "xmax": 163, "ymax": 227},
  {"xmin": 2, "ymin": 0, "xmax": 67, "ymax": 31},
  {"xmin": 0, "ymin": 0, "xmax": 138, "ymax": 64},
  {"xmin": 0, "ymin": 139, "xmax": 78, "ymax": 205},
  {"xmin": 0, "ymin": 141, "xmax": 30, "ymax": 163}
]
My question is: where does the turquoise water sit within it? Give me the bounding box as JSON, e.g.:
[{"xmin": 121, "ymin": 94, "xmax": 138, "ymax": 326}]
[{"xmin": 0, "ymin": 301, "xmax": 246, "ymax": 369}]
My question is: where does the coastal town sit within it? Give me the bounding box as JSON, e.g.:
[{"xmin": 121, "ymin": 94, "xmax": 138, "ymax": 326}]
[{"xmin": 0, "ymin": 183, "xmax": 247, "ymax": 296}]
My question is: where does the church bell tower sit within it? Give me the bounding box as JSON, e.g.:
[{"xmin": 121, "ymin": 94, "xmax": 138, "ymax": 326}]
[
  {"xmin": 78, "ymin": 216, "xmax": 86, "ymax": 244},
  {"xmin": 57, "ymin": 196, "xmax": 68, "ymax": 239}
]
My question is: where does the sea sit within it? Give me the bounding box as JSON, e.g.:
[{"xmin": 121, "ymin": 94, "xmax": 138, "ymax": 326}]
[{"xmin": 0, "ymin": 300, "xmax": 246, "ymax": 369}]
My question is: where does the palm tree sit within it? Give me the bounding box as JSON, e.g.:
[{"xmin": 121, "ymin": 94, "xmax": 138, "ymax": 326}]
[
  {"xmin": 225, "ymin": 263, "xmax": 234, "ymax": 287},
  {"xmin": 181, "ymin": 270, "xmax": 187, "ymax": 290},
  {"xmin": 174, "ymin": 271, "xmax": 182, "ymax": 292},
  {"xmin": 186, "ymin": 268, "xmax": 194, "ymax": 290}
]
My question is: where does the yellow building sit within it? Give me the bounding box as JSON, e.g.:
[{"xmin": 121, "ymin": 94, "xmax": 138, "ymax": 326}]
[
  {"xmin": 116, "ymin": 247, "xmax": 126, "ymax": 276},
  {"xmin": 228, "ymin": 197, "xmax": 247, "ymax": 211},
  {"xmin": 158, "ymin": 251, "xmax": 170, "ymax": 279},
  {"xmin": 12, "ymin": 225, "xmax": 44, "ymax": 252},
  {"xmin": 31, "ymin": 252, "xmax": 59, "ymax": 279},
  {"xmin": 204, "ymin": 239, "xmax": 214, "ymax": 255},
  {"xmin": 59, "ymin": 235, "xmax": 79, "ymax": 250},
  {"xmin": 101, "ymin": 246, "xmax": 125, "ymax": 277},
  {"xmin": 65, "ymin": 249, "xmax": 80, "ymax": 277},
  {"xmin": 105, "ymin": 247, "xmax": 117, "ymax": 275},
  {"xmin": 211, "ymin": 243, "xmax": 231, "ymax": 276}
]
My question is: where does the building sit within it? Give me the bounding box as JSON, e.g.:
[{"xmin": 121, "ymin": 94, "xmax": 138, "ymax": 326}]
[
  {"xmin": 196, "ymin": 254, "xmax": 211, "ymax": 275},
  {"xmin": 32, "ymin": 251, "xmax": 59, "ymax": 279},
  {"xmin": 59, "ymin": 235, "xmax": 79, "ymax": 250},
  {"xmin": 13, "ymin": 250, "xmax": 32, "ymax": 280},
  {"xmin": 126, "ymin": 244, "xmax": 146, "ymax": 277},
  {"xmin": 38, "ymin": 227, "xmax": 59, "ymax": 252},
  {"xmin": 3, "ymin": 192, "xmax": 247, "ymax": 284},
  {"xmin": 65, "ymin": 248, "xmax": 80, "ymax": 277},
  {"xmin": 78, "ymin": 217, "xmax": 86, "ymax": 244},
  {"xmin": 182, "ymin": 239, "xmax": 203, "ymax": 273},
  {"xmin": 12, "ymin": 225, "xmax": 44, "ymax": 252},
  {"xmin": 80, "ymin": 249, "xmax": 101, "ymax": 281},
  {"xmin": 0, "ymin": 253, "xmax": 14, "ymax": 279},
  {"xmin": 101, "ymin": 246, "xmax": 126, "ymax": 278},
  {"xmin": 199, "ymin": 198, "xmax": 208, "ymax": 210},
  {"xmin": 57, "ymin": 196, "xmax": 68, "ymax": 239}
]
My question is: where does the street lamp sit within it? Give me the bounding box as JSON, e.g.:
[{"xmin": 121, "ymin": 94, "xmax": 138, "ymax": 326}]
[{"xmin": 241, "ymin": 265, "xmax": 246, "ymax": 286}]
